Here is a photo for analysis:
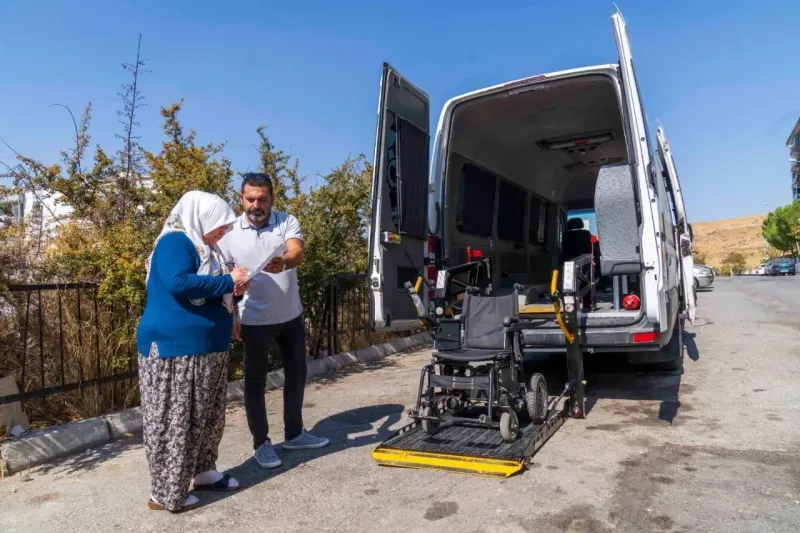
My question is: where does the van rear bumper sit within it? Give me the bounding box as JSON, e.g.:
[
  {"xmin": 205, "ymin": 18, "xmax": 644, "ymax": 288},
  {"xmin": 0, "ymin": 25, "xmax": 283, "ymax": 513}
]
[{"xmin": 520, "ymin": 315, "xmax": 666, "ymax": 353}]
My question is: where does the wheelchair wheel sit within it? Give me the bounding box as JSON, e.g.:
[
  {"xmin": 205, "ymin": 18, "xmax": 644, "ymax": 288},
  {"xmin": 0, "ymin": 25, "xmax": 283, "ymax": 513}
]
[
  {"xmin": 421, "ymin": 405, "xmax": 440, "ymax": 435},
  {"xmin": 526, "ymin": 373, "xmax": 549, "ymax": 424},
  {"xmin": 500, "ymin": 411, "xmax": 519, "ymax": 443}
]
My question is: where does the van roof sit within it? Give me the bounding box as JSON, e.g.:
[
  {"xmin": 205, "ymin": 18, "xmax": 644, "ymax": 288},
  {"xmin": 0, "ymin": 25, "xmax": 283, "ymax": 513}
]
[{"xmin": 441, "ymin": 64, "xmax": 620, "ymax": 111}]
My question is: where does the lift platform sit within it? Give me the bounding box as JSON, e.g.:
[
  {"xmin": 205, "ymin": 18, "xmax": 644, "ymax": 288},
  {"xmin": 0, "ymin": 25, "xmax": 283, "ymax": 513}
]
[
  {"xmin": 371, "ymin": 256, "xmax": 593, "ymax": 477},
  {"xmin": 371, "ymin": 394, "xmax": 569, "ymax": 477}
]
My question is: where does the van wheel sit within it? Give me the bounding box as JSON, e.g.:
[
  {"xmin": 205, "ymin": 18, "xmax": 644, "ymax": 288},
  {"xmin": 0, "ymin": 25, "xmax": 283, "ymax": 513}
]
[{"xmin": 654, "ymin": 318, "xmax": 684, "ymax": 372}]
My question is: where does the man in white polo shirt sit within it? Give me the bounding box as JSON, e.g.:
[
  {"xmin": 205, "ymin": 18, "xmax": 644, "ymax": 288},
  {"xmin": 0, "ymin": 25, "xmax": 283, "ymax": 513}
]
[{"xmin": 219, "ymin": 173, "xmax": 329, "ymax": 469}]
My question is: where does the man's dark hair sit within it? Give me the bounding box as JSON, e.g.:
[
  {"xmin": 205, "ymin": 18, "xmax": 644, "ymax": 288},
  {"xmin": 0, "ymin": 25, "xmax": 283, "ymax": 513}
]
[{"xmin": 241, "ymin": 172, "xmax": 273, "ymax": 194}]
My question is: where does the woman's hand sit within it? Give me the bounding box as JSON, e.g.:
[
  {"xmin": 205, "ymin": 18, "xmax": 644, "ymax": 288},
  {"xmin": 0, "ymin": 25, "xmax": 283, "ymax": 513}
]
[
  {"xmin": 230, "ymin": 267, "xmax": 249, "ymax": 286},
  {"xmin": 233, "ymin": 279, "xmax": 251, "ymax": 297}
]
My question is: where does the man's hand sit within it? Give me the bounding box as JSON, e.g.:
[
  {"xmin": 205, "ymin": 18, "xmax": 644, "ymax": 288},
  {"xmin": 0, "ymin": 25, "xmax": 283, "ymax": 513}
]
[{"xmin": 264, "ymin": 256, "xmax": 285, "ymax": 274}]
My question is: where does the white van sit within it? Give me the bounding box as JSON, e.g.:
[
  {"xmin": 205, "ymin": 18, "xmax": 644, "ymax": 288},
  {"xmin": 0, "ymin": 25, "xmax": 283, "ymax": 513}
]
[{"xmin": 366, "ymin": 9, "xmax": 695, "ymax": 369}]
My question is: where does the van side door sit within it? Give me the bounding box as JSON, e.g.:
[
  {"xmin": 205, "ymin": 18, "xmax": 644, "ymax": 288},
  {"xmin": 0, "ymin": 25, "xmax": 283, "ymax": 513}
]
[
  {"xmin": 367, "ymin": 63, "xmax": 431, "ymax": 331},
  {"xmin": 611, "ymin": 9, "xmax": 668, "ymax": 330},
  {"xmin": 657, "ymin": 124, "xmax": 696, "ymax": 322}
]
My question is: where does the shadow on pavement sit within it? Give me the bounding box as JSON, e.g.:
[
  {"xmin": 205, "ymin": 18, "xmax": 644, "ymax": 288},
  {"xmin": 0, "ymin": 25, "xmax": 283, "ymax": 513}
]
[
  {"xmin": 684, "ymin": 331, "xmax": 700, "ymax": 361},
  {"xmin": 524, "ymin": 348, "xmax": 685, "ymax": 424},
  {"xmin": 201, "ymin": 403, "xmax": 404, "ymax": 509},
  {"xmin": 27, "ymin": 433, "xmax": 144, "ymax": 477}
]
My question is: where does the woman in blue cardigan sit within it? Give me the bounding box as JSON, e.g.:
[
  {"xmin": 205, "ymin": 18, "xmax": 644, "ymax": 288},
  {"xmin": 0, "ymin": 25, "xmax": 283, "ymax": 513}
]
[{"xmin": 136, "ymin": 190, "xmax": 249, "ymax": 513}]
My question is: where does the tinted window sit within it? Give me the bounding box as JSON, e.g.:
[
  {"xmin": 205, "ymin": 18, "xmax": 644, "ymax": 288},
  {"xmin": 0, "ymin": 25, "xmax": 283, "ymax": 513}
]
[
  {"xmin": 456, "ymin": 163, "xmax": 496, "ymax": 238},
  {"xmin": 396, "ymin": 117, "xmax": 429, "ymax": 239},
  {"xmin": 497, "ymin": 179, "xmax": 525, "ymax": 243}
]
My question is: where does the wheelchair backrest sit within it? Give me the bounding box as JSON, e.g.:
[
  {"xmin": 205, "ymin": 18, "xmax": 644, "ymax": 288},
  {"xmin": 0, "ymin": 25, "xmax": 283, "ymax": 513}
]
[{"xmin": 462, "ymin": 290, "xmax": 518, "ymax": 350}]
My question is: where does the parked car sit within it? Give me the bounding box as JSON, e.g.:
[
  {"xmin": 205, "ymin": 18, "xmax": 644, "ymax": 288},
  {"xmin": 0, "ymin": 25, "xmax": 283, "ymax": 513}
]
[
  {"xmin": 693, "ymin": 264, "xmax": 714, "ymax": 289},
  {"xmin": 755, "ymin": 263, "xmax": 768, "ymax": 276},
  {"xmin": 769, "ymin": 258, "xmax": 796, "ymax": 276}
]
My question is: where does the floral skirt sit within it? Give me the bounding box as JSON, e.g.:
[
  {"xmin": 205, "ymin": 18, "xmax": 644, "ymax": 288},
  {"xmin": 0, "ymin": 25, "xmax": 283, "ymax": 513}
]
[{"xmin": 138, "ymin": 344, "xmax": 229, "ymax": 511}]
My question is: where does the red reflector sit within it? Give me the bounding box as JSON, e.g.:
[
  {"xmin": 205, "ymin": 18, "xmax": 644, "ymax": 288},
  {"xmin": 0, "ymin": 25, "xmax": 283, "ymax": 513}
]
[
  {"xmin": 591, "ymin": 235, "xmax": 599, "ymax": 244},
  {"xmin": 427, "ymin": 236, "xmax": 436, "ymax": 255},
  {"xmin": 632, "ymin": 331, "xmax": 658, "ymax": 344},
  {"xmin": 574, "ymin": 138, "xmax": 589, "ymax": 145},
  {"xmin": 472, "ymin": 249, "xmax": 483, "ymax": 258},
  {"xmin": 427, "ymin": 266, "xmax": 436, "ymax": 281}
]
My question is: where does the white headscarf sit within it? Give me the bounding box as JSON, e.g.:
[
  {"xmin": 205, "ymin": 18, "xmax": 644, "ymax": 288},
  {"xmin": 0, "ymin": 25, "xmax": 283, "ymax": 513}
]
[{"xmin": 145, "ymin": 190, "xmax": 238, "ymax": 313}]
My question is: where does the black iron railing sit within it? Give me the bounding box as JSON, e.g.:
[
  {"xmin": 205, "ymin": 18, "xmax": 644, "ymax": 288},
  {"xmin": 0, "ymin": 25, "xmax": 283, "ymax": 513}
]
[
  {"xmin": 0, "ymin": 283, "xmax": 139, "ymax": 406},
  {"xmin": 0, "ymin": 274, "xmax": 381, "ymax": 409}
]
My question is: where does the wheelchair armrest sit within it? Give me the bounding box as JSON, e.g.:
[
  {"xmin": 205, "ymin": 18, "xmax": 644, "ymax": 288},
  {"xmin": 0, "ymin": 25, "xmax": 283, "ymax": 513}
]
[
  {"xmin": 503, "ymin": 322, "xmax": 532, "ymax": 334},
  {"xmin": 502, "ymin": 315, "xmax": 520, "ymax": 327}
]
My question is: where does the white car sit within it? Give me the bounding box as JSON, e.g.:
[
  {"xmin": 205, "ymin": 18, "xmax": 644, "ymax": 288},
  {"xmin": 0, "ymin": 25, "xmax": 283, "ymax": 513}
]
[{"xmin": 756, "ymin": 264, "xmax": 768, "ymax": 276}]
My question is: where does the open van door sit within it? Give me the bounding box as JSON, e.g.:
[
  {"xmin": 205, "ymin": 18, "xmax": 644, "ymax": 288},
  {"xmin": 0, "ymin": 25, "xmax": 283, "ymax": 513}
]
[
  {"xmin": 367, "ymin": 63, "xmax": 431, "ymax": 331},
  {"xmin": 657, "ymin": 124, "xmax": 696, "ymax": 322},
  {"xmin": 611, "ymin": 9, "xmax": 666, "ymax": 328}
]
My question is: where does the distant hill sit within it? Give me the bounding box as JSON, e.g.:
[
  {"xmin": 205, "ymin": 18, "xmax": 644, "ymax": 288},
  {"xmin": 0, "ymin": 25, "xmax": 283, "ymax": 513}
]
[{"xmin": 691, "ymin": 214, "xmax": 767, "ymax": 270}]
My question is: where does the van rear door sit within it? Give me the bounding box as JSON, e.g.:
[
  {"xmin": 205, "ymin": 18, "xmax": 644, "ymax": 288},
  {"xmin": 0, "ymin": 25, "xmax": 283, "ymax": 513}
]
[
  {"xmin": 367, "ymin": 63, "xmax": 431, "ymax": 331},
  {"xmin": 611, "ymin": 9, "xmax": 666, "ymax": 330},
  {"xmin": 657, "ymin": 124, "xmax": 696, "ymax": 322}
]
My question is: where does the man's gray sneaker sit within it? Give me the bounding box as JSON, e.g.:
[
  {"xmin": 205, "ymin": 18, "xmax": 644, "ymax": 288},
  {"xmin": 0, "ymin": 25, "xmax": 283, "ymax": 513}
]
[
  {"xmin": 254, "ymin": 441, "xmax": 282, "ymax": 469},
  {"xmin": 282, "ymin": 430, "xmax": 329, "ymax": 450}
]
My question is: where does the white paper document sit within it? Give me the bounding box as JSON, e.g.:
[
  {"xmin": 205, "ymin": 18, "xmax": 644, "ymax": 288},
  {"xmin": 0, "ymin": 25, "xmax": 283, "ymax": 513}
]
[{"xmin": 239, "ymin": 242, "xmax": 288, "ymax": 282}]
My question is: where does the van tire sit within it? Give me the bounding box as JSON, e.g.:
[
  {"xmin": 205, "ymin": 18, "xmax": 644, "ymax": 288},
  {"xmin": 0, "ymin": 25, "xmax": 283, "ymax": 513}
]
[
  {"xmin": 653, "ymin": 317, "xmax": 684, "ymax": 372},
  {"xmin": 627, "ymin": 316, "xmax": 683, "ymax": 371}
]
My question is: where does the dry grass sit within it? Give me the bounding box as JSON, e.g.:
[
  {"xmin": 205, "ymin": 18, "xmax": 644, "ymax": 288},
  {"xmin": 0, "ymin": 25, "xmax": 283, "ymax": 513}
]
[
  {"xmin": 692, "ymin": 214, "xmax": 769, "ymax": 271},
  {"xmin": 0, "ymin": 288, "xmax": 141, "ymax": 429}
]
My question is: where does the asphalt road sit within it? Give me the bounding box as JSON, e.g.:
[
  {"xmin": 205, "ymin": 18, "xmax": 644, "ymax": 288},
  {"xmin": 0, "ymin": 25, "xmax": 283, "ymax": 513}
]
[{"xmin": 1, "ymin": 276, "xmax": 799, "ymax": 533}]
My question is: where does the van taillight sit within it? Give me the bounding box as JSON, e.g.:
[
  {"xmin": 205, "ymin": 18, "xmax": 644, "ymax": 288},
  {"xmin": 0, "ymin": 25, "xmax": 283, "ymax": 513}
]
[{"xmin": 632, "ymin": 331, "xmax": 658, "ymax": 344}]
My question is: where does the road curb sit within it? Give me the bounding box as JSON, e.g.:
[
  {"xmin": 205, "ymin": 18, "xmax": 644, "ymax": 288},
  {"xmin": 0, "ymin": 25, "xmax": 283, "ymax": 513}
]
[
  {"xmin": 0, "ymin": 331, "xmax": 432, "ymax": 477},
  {"xmin": 0, "ymin": 419, "xmax": 110, "ymax": 477}
]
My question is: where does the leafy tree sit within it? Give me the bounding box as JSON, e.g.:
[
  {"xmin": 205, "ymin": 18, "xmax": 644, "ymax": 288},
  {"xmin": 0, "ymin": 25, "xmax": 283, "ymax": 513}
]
[
  {"xmin": 721, "ymin": 251, "xmax": 746, "ymax": 275},
  {"xmin": 251, "ymin": 128, "xmax": 372, "ymax": 282},
  {"xmin": 143, "ymin": 100, "xmax": 234, "ymax": 225},
  {"xmin": 762, "ymin": 201, "xmax": 800, "ymax": 255}
]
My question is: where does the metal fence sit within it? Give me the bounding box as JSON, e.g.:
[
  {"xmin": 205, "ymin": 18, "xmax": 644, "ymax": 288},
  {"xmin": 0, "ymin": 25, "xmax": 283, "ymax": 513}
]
[{"xmin": 0, "ymin": 273, "xmax": 377, "ymax": 409}]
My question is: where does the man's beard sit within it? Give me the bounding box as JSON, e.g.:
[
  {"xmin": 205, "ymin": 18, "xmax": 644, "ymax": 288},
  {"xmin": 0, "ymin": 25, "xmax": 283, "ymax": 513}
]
[{"xmin": 247, "ymin": 208, "xmax": 268, "ymax": 223}]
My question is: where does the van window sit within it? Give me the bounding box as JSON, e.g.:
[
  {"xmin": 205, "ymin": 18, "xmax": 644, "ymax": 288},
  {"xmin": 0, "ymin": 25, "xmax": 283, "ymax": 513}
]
[
  {"xmin": 456, "ymin": 163, "xmax": 496, "ymax": 238},
  {"xmin": 497, "ymin": 179, "xmax": 525, "ymax": 243},
  {"xmin": 396, "ymin": 117, "xmax": 429, "ymax": 239},
  {"xmin": 383, "ymin": 115, "xmax": 429, "ymax": 240},
  {"xmin": 528, "ymin": 196, "xmax": 549, "ymax": 245},
  {"xmin": 566, "ymin": 208, "xmax": 597, "ymax": 235}
]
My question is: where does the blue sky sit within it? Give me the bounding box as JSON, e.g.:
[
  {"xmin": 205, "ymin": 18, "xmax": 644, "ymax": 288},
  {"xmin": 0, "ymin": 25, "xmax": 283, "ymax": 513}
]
[{"xmin": 1, "ymin": 0, "xmax": 799, "ymax": 222}]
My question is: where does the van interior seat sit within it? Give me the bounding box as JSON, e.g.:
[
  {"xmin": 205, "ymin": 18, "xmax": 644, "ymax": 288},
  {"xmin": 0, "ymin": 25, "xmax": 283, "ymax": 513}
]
[{"xmin": 562, "ymin": 218, "xmax": 593, "ymax": 260}]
